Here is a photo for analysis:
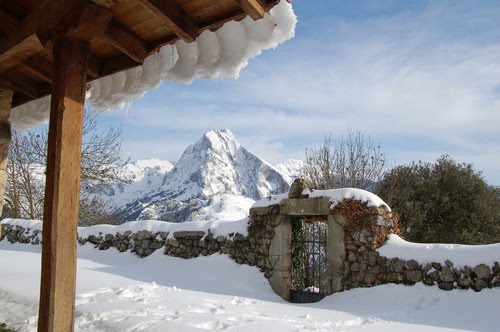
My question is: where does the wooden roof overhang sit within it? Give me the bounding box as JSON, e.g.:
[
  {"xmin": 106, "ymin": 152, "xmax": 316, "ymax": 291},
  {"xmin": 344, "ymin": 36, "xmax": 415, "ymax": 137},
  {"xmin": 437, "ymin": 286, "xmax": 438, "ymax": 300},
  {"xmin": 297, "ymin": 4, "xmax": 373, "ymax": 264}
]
[
  {"xmin": 0, "ymin": 1, "xmax": 285, "ymax": 331},
  {"xmin": 0, "ymin": 0, "xmax": 281, "ymax": 109}
]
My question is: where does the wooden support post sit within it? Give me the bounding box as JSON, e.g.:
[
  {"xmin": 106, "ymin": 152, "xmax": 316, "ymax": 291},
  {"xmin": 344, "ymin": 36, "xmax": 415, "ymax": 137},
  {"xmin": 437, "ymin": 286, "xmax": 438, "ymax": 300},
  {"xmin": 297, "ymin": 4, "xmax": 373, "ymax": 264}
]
[
  {"xmin": 38, "ymin": 36, "xmax": 89, "ymax": 332},
  {"xmin": 0, "ymin": 88, "xmax": 12, "ymax": 230}
]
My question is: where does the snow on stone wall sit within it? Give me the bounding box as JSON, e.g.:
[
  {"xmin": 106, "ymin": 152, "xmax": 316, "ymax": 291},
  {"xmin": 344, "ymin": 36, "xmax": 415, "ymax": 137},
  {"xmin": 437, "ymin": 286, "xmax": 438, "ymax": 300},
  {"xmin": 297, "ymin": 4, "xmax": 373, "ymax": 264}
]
[
  {"xmin": 0, "ymin": 214, "xmax": 282, "ymax": 278},
  {"xmin": 1, "ymin": 189, "xmax": 499, "ymax": 294}
]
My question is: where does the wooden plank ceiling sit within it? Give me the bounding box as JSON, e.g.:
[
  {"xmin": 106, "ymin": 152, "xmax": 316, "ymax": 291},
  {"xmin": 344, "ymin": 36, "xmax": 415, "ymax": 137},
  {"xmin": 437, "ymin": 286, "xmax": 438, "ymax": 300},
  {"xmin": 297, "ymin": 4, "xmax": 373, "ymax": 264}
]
[{"xmin": 0, "ymin": 0, "xmax": 280, "ymax": 109}]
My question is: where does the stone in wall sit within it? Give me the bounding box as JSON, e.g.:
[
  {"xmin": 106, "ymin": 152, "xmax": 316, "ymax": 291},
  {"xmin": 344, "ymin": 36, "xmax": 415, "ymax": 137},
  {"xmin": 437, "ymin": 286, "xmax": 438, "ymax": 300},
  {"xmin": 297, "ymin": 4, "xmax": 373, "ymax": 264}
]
[{"xmin": 333, "ymin": 199, "xmax": 400, "ymax": 253}]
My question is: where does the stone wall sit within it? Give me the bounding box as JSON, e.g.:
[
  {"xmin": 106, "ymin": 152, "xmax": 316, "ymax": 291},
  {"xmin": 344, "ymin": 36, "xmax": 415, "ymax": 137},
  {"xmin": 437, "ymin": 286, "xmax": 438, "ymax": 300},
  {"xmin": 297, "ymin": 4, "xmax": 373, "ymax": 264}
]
[
  {"xmin": 0, "ymin": 215, "xmax": 283, "ymax": 280},
  {"xmin": 1, "ymin": 196, "xmax": 498, "ymax": 299},
  {"xmin": 345, "ymin": 250, "xmax": 499, "ymax": 291},
  {"xmin": 335, "ymin": 200, "xmax": 499, "ymax": 291}
]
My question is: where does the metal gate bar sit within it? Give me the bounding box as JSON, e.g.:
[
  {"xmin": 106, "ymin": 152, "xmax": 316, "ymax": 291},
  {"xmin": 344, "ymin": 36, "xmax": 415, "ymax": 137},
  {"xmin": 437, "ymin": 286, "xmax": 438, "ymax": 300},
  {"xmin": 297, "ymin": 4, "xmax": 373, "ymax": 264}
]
[{"xmin": 291, "ymin": 219, "xmax": 328, "ymax": 293}]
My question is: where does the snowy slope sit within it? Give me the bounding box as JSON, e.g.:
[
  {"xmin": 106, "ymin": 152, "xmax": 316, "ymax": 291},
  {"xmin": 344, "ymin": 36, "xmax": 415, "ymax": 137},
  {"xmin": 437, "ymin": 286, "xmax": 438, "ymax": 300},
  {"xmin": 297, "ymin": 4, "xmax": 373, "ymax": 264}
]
[
  {"xmin": 274, "ymin": 159, "xmax": 305, "ymax": 184},
  {"xmin": 112, "ymin": 129, "xmax": 290, "ymax": 222},
  {"xmin": 0, "ymin": 241, "xmax": 498, "ymax": 332},
  {"xmin": 161, "ymin": 129, "xmax": 289, "ymax": 200},
  {"xmin": 93, "ymin": 158, "xmax": 175, "ymax": 209}
]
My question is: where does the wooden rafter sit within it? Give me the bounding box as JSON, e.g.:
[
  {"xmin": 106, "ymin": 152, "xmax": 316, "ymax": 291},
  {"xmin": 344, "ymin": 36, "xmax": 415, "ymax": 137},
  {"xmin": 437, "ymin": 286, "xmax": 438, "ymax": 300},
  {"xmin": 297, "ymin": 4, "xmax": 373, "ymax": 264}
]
[
  {"xmin": 0, "ymin": 0, "xmax": 85, "ymax": 56},
  {"xmin": 0, "ymin": 34, "xmax": 44, "ymax": 74},
  {"xmin": 100, "ymin": 53, "xmax": 138, "ymax": 77},
  {"xmin": 0, "ymin": 71, "xmax": 41, "ymax": 99},
  {"xmin": 233, "ymin": 0, "xmax": 266, "ymax": 20},
  {"xmin": 69, "ymin": 2, "xmax": 114, "ymax": 40},
  {"xmin": 0, "ymin": 7, "xmax": 20, "ymax": 33},
  {"xmin": 21, "ymin": 54, "xmax": 54, "ymax": 83},
  {"xmin": 0, "ymin": 0, "xmax": 28, "ymax": 22},
  {"xmin": 139, "ymin": 0, "xmax": 199, "ymax": 43},
  {"xmin": 5, "ymin": 0, "xmax": 282, "ymax": 109},
  {"xmin": 104, "ymin": 20, "xmax": 148, "ymax": 63},
  {"xmin": 87, "ymin": 54, "xmax": 101, "ymax": 78}
]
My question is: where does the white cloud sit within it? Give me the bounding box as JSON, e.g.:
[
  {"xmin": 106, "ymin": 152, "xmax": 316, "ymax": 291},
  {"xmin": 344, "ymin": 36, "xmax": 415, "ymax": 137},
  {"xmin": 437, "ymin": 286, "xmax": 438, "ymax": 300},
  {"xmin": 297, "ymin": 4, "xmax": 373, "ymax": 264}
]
[{"xmin": 102, "ymin": 1, "xmax": 500, "ymax": 184}]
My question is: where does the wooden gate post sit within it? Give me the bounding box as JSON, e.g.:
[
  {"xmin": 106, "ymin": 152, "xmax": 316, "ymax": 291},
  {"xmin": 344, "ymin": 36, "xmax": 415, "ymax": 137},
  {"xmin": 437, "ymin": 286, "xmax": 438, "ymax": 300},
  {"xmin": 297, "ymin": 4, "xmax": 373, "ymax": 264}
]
[{"xmin": 38, "ymin": 36, "xmax": 89, "ymax": 332}]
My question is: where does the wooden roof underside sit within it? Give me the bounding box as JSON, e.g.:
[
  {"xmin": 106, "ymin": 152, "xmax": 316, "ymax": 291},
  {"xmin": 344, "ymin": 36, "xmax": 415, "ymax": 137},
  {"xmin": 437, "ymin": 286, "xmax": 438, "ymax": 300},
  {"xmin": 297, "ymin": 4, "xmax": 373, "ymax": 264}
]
[{"xmin": 0, "ymin": 0, "xmax": 280, "ymax": 109}]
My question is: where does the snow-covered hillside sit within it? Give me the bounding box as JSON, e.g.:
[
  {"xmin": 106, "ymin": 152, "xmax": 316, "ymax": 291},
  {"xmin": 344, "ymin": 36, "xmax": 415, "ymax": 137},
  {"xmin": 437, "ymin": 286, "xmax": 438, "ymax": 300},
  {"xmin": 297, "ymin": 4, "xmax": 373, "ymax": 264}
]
[
  {"xmin": 101, "ymin": 129, "xmax": 292, "ymax": 222},
  {"xmin": 274, "ymin": 159, "xmax": 305, "ymax": 184},
  {"xmin": 92, "ymin": 158, "xmax": 174, "ymax": 209}
]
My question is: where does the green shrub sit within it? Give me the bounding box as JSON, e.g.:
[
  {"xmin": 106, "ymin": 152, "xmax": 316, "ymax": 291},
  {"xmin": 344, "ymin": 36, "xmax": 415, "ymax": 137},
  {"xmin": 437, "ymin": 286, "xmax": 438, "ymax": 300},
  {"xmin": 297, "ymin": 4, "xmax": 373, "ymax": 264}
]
[{"xmin": 376, "ymin": 155, "xmax": 499, "ymax": 244}]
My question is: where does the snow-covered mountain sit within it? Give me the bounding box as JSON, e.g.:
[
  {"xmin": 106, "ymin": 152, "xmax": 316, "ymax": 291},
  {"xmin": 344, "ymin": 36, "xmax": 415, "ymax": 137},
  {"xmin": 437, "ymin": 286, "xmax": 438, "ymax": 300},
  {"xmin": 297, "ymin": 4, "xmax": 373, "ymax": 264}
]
[
  {"xmin": 91, "ymin": 158, "xmax": 174, "ymax": 209},
  {"xmin": 103, "ymin": 129, "xmax": 292, "ymax": 222},
  {"xmin": 275, "ymin": 159, "xmax": 305, "ymax": 184}
]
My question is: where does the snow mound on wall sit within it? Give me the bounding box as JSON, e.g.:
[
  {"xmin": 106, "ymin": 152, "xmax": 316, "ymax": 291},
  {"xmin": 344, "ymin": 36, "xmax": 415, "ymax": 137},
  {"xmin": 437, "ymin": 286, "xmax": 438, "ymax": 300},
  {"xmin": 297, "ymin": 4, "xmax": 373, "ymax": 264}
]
[
  {"xmin": 10, "ymin": 0, "xmax": 297, "ymax": 131},
  {"xmin": 377, "ymin": 234, "xmax": 500, "ymax": 267},
  {"xmin": 0, "ymin": 217, "xmax": 250, "ymax": 240},
  {"xmin": 252, "ymin": 188, "xmax": 391, "ymax": 211}
]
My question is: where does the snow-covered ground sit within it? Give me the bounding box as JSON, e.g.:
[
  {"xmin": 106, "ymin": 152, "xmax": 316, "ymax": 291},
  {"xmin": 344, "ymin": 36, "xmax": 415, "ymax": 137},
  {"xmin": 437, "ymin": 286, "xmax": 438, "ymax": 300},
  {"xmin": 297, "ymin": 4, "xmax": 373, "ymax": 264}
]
[{"xmin": 0, "ymin": 241, "xmax": 498, "ymax": 331}]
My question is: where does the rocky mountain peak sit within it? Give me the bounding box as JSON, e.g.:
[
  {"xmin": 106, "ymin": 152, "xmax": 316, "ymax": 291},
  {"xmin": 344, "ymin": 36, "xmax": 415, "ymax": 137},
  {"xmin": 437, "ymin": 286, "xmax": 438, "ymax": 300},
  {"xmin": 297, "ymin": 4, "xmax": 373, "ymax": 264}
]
[
  {"xmin": 163, "ymin": 129, "xmax": 289, "ymax": 201},
  {"xmin": 94, "ymin": 130, "xmax": 297, "ymax": 222}
]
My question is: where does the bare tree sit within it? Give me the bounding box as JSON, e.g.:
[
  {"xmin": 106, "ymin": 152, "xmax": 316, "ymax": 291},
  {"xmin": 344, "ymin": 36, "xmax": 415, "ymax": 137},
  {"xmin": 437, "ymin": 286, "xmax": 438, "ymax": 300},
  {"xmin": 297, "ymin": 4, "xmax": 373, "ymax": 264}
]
[
  {"xmin": 4, "ymin": 131, "xmax": 45, "ymax": 219},
  {"xmin": 303, "ymin": 130, "xmax": 386, "ymax": 190},
  {"xmin": 3, "ymin": 109, "xmax": 127, "ymax": 225}
]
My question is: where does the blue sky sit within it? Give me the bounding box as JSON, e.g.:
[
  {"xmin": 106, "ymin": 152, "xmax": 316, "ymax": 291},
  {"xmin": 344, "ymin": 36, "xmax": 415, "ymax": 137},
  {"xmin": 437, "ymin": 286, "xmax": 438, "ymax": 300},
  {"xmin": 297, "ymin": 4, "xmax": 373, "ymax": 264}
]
[{"xmin": 96, "ymin": 0, "xmax": 500, "ymax": 184}]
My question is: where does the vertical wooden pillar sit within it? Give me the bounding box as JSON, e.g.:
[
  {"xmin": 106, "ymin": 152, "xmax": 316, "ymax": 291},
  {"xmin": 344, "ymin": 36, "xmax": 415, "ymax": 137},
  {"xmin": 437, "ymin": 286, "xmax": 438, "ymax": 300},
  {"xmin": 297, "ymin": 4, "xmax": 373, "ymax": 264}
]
[
  {"xmin": 0, "ymin": 88, "xmax": 12, "ymax": 232},
  {"xmin": 38, "ymin": 37, "xmax": 89, "ymax": 332}
]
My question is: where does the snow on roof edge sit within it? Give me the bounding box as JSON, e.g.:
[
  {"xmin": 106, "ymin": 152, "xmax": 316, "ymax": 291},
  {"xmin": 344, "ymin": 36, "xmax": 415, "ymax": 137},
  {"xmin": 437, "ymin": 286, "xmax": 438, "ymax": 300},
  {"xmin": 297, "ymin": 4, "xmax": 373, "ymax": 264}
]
[{"xmin": 10, "ymin": 0, "xmax": 297, "ymax": 131}]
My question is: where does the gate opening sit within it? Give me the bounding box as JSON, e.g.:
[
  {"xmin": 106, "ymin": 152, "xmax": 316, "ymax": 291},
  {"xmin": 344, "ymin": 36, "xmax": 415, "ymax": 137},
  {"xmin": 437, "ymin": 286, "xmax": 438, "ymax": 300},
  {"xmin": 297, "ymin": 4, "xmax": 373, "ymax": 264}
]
[{"xmin": 290, "ymin": 217, "xmax": 328, "ymax": 303}]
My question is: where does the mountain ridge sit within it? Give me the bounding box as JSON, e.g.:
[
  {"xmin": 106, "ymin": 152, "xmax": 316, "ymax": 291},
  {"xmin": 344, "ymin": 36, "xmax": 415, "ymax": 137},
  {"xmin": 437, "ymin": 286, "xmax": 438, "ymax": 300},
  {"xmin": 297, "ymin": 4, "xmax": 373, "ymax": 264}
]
[{"xmin": 100, "ymin": 129, "xmax": 302, "ymax": 223}]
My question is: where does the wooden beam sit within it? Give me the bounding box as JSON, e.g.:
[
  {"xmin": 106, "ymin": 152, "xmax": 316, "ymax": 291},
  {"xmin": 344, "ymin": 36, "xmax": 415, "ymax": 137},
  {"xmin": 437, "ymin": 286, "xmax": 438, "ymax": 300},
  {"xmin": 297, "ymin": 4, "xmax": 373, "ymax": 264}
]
[
  {"xmin": 87, "ymin": 54, "xmax": 101, "ymax": 78},
  {"xmin": 0, "ymin": 1, "xmax": 28, "ymax": 22},
  {"xmin": 146, "ymin": 0, "xmax": 278, "ymax": 55},
  {"xmin": 99, "ymin": 53, "xmax": 138, "ymax": 77},
  {"xmin": 0, "ymin": 7, "xmax": 20, "ymax": 32},
  {"xmin": 69, "ymin": 2, "xmax": 114, "ymax": 40},
  {"xmin": 0, "ymin": 0, "xmax": 84, "ymax": 56},
  {"xmin": 21, "ymin": 54, "xmax": 54, "ymax": 83},
  {"xmin": 0, "ymin": 71, "xmax": 41, "ymax": 99},
  {"xmin": 233, "ymin": 0, "xmax": 266, "ymax": 20},
  {"xmin": 104, "ymin": 20, "xmax": 148, "ymax": 63},
  {"xmin": 139, "ymin": 0, "xmax": 199, "ymax": 43},
  {"xmin": 38, "ymin": 36, "xmax": 89, "ymax": 332},
  {"xmin": 0, "ymin": 34, "xmax": 44, "ymax": 74}
]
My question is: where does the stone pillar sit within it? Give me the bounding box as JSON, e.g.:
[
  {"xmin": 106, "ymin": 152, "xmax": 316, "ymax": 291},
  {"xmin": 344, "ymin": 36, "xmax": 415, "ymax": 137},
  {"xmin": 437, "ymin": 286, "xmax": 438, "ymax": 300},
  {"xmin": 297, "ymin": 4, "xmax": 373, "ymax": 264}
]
[
  {"xmin": 0, "ymin": 88, "xmax": 12, "ymax": 221},
  {"xmin": 326, "ymin": 214, "xmax": 346, "ymax": 294},
  {"xmin": 268, "ymin": 216, "xmax": 292, "ymax": 301}
]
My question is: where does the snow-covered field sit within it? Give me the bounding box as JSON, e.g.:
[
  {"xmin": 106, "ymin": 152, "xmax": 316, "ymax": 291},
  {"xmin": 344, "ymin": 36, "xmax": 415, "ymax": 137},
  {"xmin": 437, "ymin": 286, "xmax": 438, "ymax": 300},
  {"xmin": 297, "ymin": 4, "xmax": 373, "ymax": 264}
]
[{"xmin": 0, "ymin": 241, "xmax": 498, "ymax": 331}]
